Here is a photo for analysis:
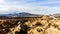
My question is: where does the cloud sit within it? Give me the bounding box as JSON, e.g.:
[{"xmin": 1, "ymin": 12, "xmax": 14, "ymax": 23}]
[
  {"xmin": 0, "ymin": 0, "xmax": 5, "ymax": 3},
  {"xmin": 0, "ymin": 4, "xmax": 60, "ymax": 15},
  {"xmin": 0, "ymin": 0, "xmax": 60, "ymax": 14}
]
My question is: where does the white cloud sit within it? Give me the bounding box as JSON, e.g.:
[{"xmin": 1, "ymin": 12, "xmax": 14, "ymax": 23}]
[
  {"xmin": 0, "ymin": 4, "xmax": 59, "ymax": 15},
  {"xmin": 0, "ymin": 0, "xmax": 5, "ymax": 3},
  {"xmin": 0, "ymin": 0, "xmax": 59, "ymax": 15}
]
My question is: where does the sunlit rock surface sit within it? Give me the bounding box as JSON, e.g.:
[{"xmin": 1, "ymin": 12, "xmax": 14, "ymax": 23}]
[{"xmin": 0, "ymin": 16, "xmax": 60, "ymax": 34}]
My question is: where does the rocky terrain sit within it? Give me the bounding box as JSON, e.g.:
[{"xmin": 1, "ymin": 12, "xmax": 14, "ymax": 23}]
[
  {"xmin": 0, "ymin": 15, "xmax": 60, "ymax": 34},
  {"xmin": 19, "ymin": 16, "xmax": 60, "ymax": 34},
  {"xmin": 0, "ymin": 12, "xmax": 60, "ymax": 34}
]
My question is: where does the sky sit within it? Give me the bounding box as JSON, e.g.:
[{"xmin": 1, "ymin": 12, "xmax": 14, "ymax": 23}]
[{"xmin": 0, "ymin": 0, "xmax": 60, "ymax": 15}]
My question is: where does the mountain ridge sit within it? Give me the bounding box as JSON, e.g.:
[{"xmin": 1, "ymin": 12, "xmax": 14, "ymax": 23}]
[{"xmin": 0, "ymin": 12, "xmax": 60, "ymax": 17}]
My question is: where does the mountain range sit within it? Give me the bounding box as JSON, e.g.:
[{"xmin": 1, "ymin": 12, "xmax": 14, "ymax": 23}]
[
  {"xmin": 0, "ymin": 12, "xmax": 60, "ymax": 17},
  {"xmin": 0, "ymin": 12, "xmax": 43, "ymax": 17}
]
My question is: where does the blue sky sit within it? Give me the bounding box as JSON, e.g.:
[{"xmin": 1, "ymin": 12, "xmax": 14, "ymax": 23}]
[{"xmin": 0, "ymin": 0, "xmax": 60, "ymax": 15}]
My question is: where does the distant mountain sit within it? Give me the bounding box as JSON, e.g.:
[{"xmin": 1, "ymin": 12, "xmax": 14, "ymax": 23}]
[
  {"xmin": 0, "ymin": 12, "xmax": 43, "ymax": 17},
  {"xmin": 51, "ymin": 13, "xmax": 60, "ymax": 18},
  {"xmin": 0, "ymin": 14, "xmax": 15, "ymax": 16},
  {"xmin": 1, "ymin": 12, "xmax": 60, "ymax": 17},
  {"xmin": 13, "ymin": 12, "xmax": 43, "ymax": 17}
]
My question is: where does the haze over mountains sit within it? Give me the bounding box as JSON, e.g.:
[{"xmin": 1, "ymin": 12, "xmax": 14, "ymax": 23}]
[
  {"xmin": 0, "ymin": 12, "xmax": 60, "ymax": 17},
  {"xmin": 0, "ymin": 12, "xmax": 42, "ymax": 17}
]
